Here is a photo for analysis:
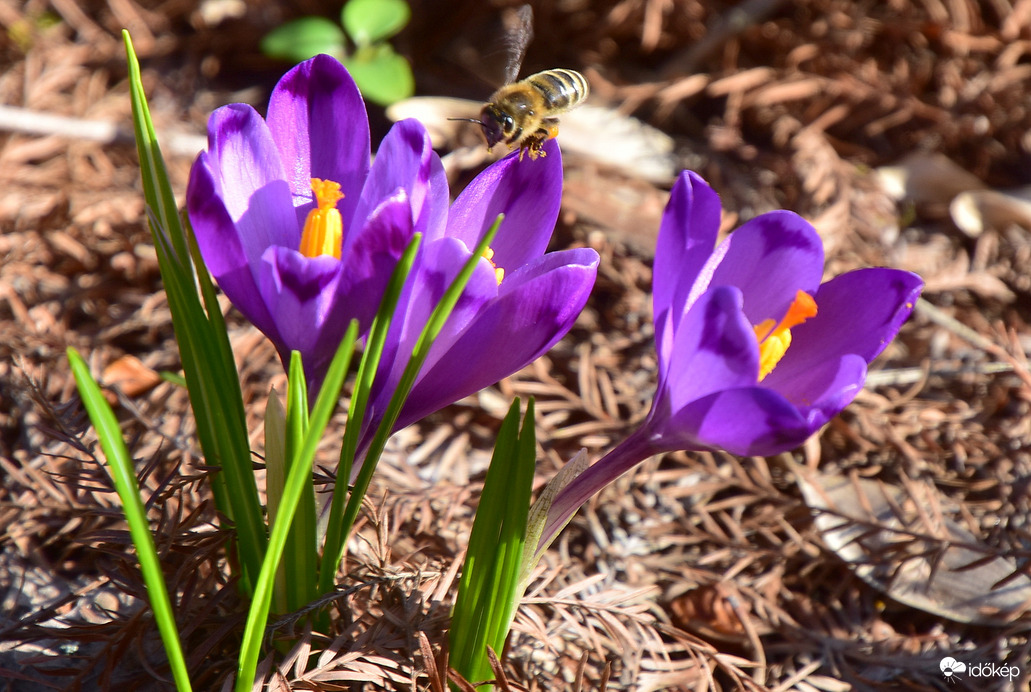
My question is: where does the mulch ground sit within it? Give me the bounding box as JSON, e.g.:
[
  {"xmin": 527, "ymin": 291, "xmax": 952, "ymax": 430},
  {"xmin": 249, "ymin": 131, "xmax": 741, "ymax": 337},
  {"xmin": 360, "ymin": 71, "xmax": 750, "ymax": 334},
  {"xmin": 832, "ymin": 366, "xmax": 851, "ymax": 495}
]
[{"xmin": 2, "ymin": 1, "xmax": 1031, "ymax": 690}]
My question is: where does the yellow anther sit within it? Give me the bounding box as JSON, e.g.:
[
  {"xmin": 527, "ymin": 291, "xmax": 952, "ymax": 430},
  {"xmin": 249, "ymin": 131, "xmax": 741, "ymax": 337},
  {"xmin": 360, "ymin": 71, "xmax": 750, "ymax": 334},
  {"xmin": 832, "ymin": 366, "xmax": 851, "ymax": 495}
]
[
  {"xmin": 299, "ymin": 178, "xmax": 344, "ymax": 259},
  {"xmin": 482, "ymin": 246, "xmax": 504, "ymax": 284},
  {"xmin": 754, "ymin": 290, "xmax": 817, "ymax": 381}
]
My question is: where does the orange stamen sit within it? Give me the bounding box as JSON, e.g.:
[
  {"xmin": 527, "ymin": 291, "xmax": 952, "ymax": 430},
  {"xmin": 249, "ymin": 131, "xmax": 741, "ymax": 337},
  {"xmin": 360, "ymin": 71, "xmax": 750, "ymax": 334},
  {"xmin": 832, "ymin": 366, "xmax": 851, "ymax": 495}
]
[
  {"xmin": 483, "ymin": 246, "xmax": 505, "ymax": 284},
  {"xmin": 754, "ymin": 290, "xmax": 818, "ymax": 381},
  {"xmin": 299, "ymin": 178, "xmax": 344, "ymax": 259}
]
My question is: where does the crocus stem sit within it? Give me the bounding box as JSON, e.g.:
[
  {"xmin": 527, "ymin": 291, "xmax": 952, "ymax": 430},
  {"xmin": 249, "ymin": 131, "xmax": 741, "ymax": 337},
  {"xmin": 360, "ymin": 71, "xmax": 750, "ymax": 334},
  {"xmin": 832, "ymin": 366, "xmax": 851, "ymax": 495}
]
[{"xmin": 536, "ymin": 427, "xmax": 657, "ymax": 556}]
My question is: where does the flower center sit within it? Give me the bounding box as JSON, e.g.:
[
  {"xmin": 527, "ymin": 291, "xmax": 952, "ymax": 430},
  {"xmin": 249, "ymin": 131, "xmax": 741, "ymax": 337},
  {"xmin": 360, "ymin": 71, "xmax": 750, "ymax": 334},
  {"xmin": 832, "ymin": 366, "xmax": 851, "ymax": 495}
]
[
  {"xmin": 753, "ymin": 290, "xmax": 817, "ymax": 381},
  {"xmin": 482, "ymin": 246, "xmax": 504, "ymax": 284},
  {"xmin": 299, "ymin": 178, "xmax": 344, "ymax": 259}
]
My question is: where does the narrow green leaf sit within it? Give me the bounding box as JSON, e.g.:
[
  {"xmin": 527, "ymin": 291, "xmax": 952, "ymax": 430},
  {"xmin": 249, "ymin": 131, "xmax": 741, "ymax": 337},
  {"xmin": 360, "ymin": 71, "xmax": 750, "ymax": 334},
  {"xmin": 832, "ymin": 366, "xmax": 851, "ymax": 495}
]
[
  {"xmin": 67, "ymin": 348, "xmax": 192, "ymax": 692},
  {"xmin": 263, "ymin": 388, "xmax": 289, "ymax": 614},
  {"xmin": 334, "ymin": 215, "xmax": 505, "ymax": 592},
  {"xmin": 125, "ymin": 30, "xmax": 266, "ymax": 593},
  {"xmin": 342, "ymin": 0, "xmax": 410, "ymax": 45},
  {"xmin": 449, "ymin": 398, "xmax": 536, "ymax": 689},
  {"xmin": 487, "ymin": 398, "xmax": 535, "ymax": 656},
  {"xmin": 159, "ymin": 371, "xmax": 187, "ymax": 388},
  {"xmin": 318, "ymin": 234, "xmax": 422, "ymax": 595},
  {"xmin": 236, "ymin": 321, "xmax": 359, "ymax": 692},
  {"xmin": 263, "ymin": 389, "xmax": 287, "ymax": 528},
  {"xmin": 280, "ymin": 352, "xmax": 318, "ymax": 613}
]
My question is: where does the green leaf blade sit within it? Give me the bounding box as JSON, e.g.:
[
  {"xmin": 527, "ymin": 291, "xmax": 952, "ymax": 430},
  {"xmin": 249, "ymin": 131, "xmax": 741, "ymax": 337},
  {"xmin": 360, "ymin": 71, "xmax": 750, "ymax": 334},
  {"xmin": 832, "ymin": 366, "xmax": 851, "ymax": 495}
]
[
  {"xmin": 236, "ymin": 322, "xmax": 359, "ymax": 692},
  {"xmin": 450, "ymin": 398, "xmax": 537, "ymax": 688},
  {"xmin": 67, "ymin": 348, "xmax": 193, "ymax": 692},
  {"xmin": 124, "ymin": 29, "xmax": 267, "ymax": 594},
  {"xmin": 279, "ymin": 353, "xmax": 318, "ymax": 614}
]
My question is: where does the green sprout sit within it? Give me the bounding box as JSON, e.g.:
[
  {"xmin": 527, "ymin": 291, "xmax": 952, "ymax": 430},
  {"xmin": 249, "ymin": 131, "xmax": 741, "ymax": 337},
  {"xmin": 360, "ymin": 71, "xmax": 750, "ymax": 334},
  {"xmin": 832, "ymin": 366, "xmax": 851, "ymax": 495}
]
[{"xmin": 261, "ymin": 0, "xmax": 414, "ymax": 106}]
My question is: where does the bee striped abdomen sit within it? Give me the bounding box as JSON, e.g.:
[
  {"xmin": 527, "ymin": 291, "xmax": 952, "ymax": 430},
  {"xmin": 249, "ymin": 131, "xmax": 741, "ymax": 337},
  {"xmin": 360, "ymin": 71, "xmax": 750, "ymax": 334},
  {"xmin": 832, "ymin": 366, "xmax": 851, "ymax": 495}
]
[{"xmin": 525, "ymin": 69, "xmax": 589, "ymax": 112}]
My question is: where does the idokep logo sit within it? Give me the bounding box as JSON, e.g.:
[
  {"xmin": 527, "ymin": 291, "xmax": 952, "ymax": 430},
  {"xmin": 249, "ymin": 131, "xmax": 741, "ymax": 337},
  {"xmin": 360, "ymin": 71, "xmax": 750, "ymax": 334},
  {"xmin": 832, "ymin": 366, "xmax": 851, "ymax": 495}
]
[
  {"xmin": 939, "ymin": 657, "xmax": 966, "ymax": 683},
  {"xmin": 939, "ymin": 656, "xmax": 1021, "ymax": 684}
]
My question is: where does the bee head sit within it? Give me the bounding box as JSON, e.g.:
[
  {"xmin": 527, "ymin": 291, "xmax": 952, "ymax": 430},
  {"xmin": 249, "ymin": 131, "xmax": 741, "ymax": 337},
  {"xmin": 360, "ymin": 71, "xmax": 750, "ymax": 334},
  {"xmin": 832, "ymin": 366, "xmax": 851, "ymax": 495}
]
[{"xmin": 479, "ymin": 104, "xmax": 516, "ymax": 149}]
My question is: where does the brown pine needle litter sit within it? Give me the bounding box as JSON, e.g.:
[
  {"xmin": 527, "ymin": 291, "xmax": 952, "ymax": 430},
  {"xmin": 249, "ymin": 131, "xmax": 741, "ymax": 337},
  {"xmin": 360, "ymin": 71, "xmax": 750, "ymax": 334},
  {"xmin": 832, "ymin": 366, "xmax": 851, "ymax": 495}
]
[{"xmin": 3, "ymin": 0, "xmax": 1031, "ymax": 690}]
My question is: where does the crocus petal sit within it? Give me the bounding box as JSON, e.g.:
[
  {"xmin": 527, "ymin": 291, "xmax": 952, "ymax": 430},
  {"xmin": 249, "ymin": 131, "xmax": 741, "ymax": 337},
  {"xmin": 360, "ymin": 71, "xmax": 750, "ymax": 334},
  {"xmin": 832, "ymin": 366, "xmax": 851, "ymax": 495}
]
[
  {"xmin": 196, "ymin": 104, "xmax": 298, "ymax": 261},
  {"xmin": 443, "ymin": 139, "xmax": 562, "ymax": 269},
  {"xmin": 653, "ymin": 171, "xmax": 722, "ymax": 337},
  {"xmin": 366, "ymin": 237, "xmax": 501, "ymax": 426},
  {"xmin": 266, "ymin": 54, "xmax": 370, "ymax": 229},
  {"xmin": 261, "ymin": 190, "xmax": 417, "ymax": 385},
  {"xmin": 756, "ymin": 267, "xmax": 922, "ymax": 421},
  {"xmin": 778, "ymin": 268, "xmax": 924, "ymax": 367},
  {"xmin": 772, "ymin": 353, "xmax": 869, "ymax": 428},
  {"xmin": 187, "ymin": 154, "xmax": 284, "ymax": 344},
  {"xmin": 394, "ymin": 247, "xmax": 599, "ymax": 430},
  {"xmin": 320, "ymin": 192, "xmax": 421, "ymax": 387},
  {"xmin": 705, "ymin": 210, "xmax": 824, "ymax": 325},
  {"xmin": 340, "ymin": 189, "xmax": 420, "ymax": 324},
  {"xmin": 666, "ymin": 386, "xmax": 811, "ymax": 457},
  {"xmin": 346, "ymin": 190, "xmax": 420, "ymax": 280},
  {"xmin": 405, "ymin": 238, "xmax": 502, "ymax": 361},
  {"xmin": 258, "ymin": 246, "xmax": 343, "ymax": 362},
  {"xmin": 659, "ymin": 286, "xmax": 759, "ymax": 409},
  {"xmin": 347, "ymin": 119, "xmax": 448, "ymax": 258}
]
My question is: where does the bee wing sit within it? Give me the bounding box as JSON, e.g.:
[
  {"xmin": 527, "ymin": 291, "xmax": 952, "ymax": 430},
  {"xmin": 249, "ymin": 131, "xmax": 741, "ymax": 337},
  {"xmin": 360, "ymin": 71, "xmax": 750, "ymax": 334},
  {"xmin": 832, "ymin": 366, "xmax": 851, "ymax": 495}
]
[{"xmin": 502, "ymin": 4, "xmax": 534, "ymax": 85}]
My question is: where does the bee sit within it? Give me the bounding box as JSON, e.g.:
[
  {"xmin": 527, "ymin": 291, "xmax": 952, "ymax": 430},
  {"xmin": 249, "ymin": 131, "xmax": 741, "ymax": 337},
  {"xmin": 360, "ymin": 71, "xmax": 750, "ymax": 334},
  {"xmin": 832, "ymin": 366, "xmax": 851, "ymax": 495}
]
[{"xmin": 454, "ymin": 5, "xmax": 589, "ymax": 160}]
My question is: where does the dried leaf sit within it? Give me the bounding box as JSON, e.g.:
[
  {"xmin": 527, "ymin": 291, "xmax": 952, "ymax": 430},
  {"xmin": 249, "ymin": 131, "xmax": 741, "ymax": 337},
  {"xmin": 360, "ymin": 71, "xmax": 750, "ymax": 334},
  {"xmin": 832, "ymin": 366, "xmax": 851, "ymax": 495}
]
[
  {"xmin": 950, "ymin": 186, "xmax": 1031, "ymax": 237},
  {"xmin": 876, "ymin": 152, "xmax": 986, "ymax": 213},
  {"xmin": 795, "ymin": 465, "xmax": 1031, "ymax": 627},
  {"xmin": 100, "ymin": 354, "xmax": 162, "ymax": 399},
  {"xmin": 669, "ymin": 585, "xmax": 748, "ymax": 642}
]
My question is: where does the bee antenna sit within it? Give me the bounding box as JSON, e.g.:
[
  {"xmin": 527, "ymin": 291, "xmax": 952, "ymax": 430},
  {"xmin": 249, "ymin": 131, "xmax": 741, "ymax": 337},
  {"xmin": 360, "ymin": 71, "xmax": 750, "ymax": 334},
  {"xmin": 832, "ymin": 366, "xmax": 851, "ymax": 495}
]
[{"xmin": 448, "ymin": 117, "xmax": 485, "ymax": 125}]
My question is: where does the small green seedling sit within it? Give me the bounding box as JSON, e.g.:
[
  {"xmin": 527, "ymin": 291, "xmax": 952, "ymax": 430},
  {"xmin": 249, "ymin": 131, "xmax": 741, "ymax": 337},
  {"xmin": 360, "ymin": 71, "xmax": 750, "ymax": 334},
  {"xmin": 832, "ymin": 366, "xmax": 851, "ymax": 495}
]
[{"xmin": 261, "ymin": 0, "xmax": 414, "ymax": 106}]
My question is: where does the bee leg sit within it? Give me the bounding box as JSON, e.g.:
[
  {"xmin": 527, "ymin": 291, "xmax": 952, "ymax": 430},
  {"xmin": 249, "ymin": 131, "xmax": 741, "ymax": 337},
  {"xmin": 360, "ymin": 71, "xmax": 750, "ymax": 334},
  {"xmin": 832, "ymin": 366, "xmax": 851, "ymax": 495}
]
[
  {"xmin": 520, "ymin": 120, "xmax": 561, "ymax": 160},
  {"xmin": 524, "ymin": 137, "xmax": 546, "ymax": 160}
]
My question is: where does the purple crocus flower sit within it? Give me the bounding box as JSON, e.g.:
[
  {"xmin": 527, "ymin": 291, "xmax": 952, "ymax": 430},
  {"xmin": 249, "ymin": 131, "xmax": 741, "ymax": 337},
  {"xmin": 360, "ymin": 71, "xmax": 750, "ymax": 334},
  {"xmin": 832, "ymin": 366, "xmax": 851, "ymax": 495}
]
[
  {"xmin": 359, "ymin": 139, "xmax": 599, "ymax": 455},
  {"xmin": 187, "ymin": 55, "xmax": 599, "ymax": 442},
  {"xmin": 539, "ymin": 171, "xmax": 923, "ymax": 548},
  {"xmin": 187, "ymin": 55, "xmax": 447, "ymax": 386}
]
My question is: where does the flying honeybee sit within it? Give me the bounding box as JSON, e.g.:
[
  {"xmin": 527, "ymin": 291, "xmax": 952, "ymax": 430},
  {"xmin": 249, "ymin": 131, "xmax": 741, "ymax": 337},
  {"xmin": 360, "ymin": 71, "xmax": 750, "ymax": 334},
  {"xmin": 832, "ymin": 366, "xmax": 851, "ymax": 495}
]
[{"xmin": 454, "ymin": 5, "xmax": 589, "ymax": 161}]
